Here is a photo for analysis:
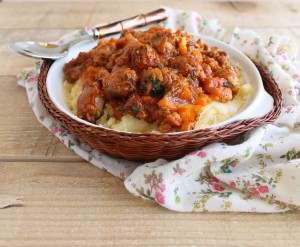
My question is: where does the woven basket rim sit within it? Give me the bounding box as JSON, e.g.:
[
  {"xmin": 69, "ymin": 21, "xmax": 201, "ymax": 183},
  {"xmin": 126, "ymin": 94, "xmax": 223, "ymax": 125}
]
[{"xmin": 38, "ymin": 58, "xmax": 282, "ymax": 161}]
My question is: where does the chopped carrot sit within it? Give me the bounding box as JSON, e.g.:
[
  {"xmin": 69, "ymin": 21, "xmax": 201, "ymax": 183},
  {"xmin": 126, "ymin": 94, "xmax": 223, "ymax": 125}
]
[
  {"xmin": 158, "ymin": 97, "xmax": 177, "ymax": 111},
  {"xmin": 166, "ymin": 112, "xmax": 182, "ymax": 127},
  {"xmin": 191, "ymin": 49, "xmax": 203, "ymax": 64},
  {"xmin": 178, "ymin": 37, "xmax": 187, "ymax": 55},
  {"xmin": 181, "ymin": 121, "xmax": 193, "ymax": 131},
  {"xmin": 180, "ymin": 86, "xmax": 192, "ymax": 101},
  {"xmin": 195, "ymin": 97, "xmax": 208, "ymax": 106},
  {"xmin": 210, "ymin": 87, "xmax": 232, "ymax": 103},
  {"xmin": 194, "ymin": 105, "xmax": 203, "ymax": 114},
  {"xmin": 177, "ymin": 105, "xmax": 195, "ymax": 122}
]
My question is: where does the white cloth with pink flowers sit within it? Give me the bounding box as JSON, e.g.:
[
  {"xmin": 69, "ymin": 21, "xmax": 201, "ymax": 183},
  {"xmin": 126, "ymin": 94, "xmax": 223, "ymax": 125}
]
[{"xmin": 18, "ymin": 7, "xmax": 300, "ymax": 212}]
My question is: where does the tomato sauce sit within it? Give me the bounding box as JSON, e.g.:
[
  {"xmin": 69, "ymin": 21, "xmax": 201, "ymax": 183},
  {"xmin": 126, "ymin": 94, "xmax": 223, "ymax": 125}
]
[{"xmin": 63, "ymin": 27, "xmax": 240, "ymax": 132}]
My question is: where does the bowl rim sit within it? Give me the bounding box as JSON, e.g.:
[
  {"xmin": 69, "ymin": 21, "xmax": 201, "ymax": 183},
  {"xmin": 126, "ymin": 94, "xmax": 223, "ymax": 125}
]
[{"xmin": 46, "ymin": 32, "xmax": 274, "ymax": 136}]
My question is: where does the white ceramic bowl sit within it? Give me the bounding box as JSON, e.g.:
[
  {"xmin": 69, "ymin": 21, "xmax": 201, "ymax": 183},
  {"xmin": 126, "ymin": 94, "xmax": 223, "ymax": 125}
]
[{"xmin": 47, "ymin": 34, "xmax": 274, "ymax": 132}]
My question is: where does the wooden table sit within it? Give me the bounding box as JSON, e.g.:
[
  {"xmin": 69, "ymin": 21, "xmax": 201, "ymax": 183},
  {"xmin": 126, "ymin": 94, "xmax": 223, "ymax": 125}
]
[{"xmin": 1, "ymin": 1, "xmax": 300, "ymax": 246}]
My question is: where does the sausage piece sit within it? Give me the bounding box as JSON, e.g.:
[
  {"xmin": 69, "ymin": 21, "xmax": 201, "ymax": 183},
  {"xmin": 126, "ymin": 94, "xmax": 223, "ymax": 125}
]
[
  {"xmin": 102, "ymin": 68, "xmax": 138, "ymax": 99},
  {"xmin": 77, "ymin": 81, "xmax": 104, "ymax": 123}
]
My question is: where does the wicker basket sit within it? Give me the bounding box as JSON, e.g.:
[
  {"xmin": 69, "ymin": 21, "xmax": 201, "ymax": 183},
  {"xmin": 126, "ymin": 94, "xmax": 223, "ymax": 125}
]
[{"xmin": 38, "ymin": 59, "xmax": 282, "ymax": 161}]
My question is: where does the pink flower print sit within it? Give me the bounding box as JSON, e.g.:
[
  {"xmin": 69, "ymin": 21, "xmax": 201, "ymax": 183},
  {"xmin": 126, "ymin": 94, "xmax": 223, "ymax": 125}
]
[
  {"xmin": 61, "ymin": 139, "xmax": 65, "ymax": 144},
  {"xmin": 282, "ymin": 54, "xmax": 288, "ymax": 60},
  {"xmin": 286, "ymin": 106, "xmax": 293, "ymax": 113},
  {"xmin": 243, "ymin": 40, "xmax": 248, "ymax": 44},
  {"xmin": 251, "ymin": 188, "xmax": 260, "ymax": 196},
  {"xmin": 27, "ymin": 75, "xmax": 38, "ymax": 83},
  {"xmin": 197, "ymin": 151, "xmax": 207, "ymax": 158},
  {"xmin": 145, "ymin": 175, "xmax": 153, "ymax": 184},
  {"xmin": 189, "ymin": 151, "xmax": 197, "ymax": 155},
  {"xmin": 196, "ymin": 16, "xmax": 202, "ymax": 23},
  {"xmin": 59, "ymin": 128, "xmax": 65, "ymax": 133},
  {"xmin": 212, "ymin": 183, "xmax": 225, "ymax": 192},
  {"xmin": 212, "ymin": 176, "xmax": 219, "ymax": 183},
  {"xmin": 277, "ymin": 51, "xmax": 288, "ymax": 60},
  {"xmin": 229, "ymin": 181, "xmax": 236, "ymax": 187},
  {"xmin": 292, "ymin": 74, "xmax": 298, "ymax": 79},
  {"xmin": 251, "ymin": 38, "xmax": 260, "ymax": 46},
  {"xmin": 58, "ymin": 39, "xmax": 65, "ymax": 45},
  {"xmin": 155, "ymin": 191, "xmax": 165, "ymax": 204},
  {"xmin": 159, "ymin": 183, "xmax": 166, "ymax": 192},
  {"xmin": 52, "ymin": 127, "xmax": 59, "ymax": 135},
  {"xmin": 288, "ymin": 90, "xmax": 293, "ymax": 96},
  {"xmin": 131, "ymin": 183, "xmax": 136, "ymax": 188},
  {"xmin": 258, "ymin": 185, "xmax": 269, "ymax": 193},
  {"xmin": 230, "ymin": 162, "xmax": 237, "ymax": 167}
]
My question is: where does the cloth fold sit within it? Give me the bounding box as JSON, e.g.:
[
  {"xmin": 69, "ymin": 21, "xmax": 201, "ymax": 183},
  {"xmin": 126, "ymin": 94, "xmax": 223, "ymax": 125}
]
[{"xmin": 18, "ymin": 7, "xmax": 300, "ymax": 212}]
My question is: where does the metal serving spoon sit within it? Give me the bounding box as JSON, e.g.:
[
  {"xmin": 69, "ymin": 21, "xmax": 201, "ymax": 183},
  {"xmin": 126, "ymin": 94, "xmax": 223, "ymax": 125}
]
[{"xmin": 10, "ymin": 8, "xmax": 168, "ymax": 60}]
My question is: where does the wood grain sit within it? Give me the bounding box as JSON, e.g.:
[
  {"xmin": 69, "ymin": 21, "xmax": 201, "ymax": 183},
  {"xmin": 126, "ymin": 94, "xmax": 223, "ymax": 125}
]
[
  {"xmin": 0, "ymin": 76, "xmax": 78, "ymax": 159},
  {"xmin": 0, "ymin": 162, "xmax": 300, "ymax": 246},
  {"xmin": 1, "ymin": 1, "xmax": 300, "ymax": 246},
  {"xmin": 1, "ymin": 2, "xmax": 300, "ymax": 29}
]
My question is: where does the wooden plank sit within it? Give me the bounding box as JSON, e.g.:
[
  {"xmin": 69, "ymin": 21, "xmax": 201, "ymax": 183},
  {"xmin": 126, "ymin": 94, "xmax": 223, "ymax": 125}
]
[
  {"xmin": 0, "ymin": 161, "xmax": 299, "ymax": 246},
  {"xmin": 0, "ymin": 76, "xmax": 79, "ymax": 159},
  {"xmin": 1, "ymin": 2, "xmax": 300, "ymax": 29}
]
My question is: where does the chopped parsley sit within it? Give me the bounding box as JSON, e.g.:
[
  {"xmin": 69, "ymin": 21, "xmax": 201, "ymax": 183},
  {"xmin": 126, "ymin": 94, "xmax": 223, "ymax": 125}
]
[
  {"xmin": 141, "ymin": 85, "xmax": 148, "ymax": 92},
  {"xmin": 145, "ymin": 77, "xmax": 165, "ymax": 97},
  {"xmin": 131, "ymin": 105, "xmax": 140, "ymax": 112}
]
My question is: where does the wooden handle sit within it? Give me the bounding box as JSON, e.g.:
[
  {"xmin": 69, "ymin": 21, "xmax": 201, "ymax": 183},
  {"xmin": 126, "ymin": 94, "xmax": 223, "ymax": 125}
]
[{"xmin": 92, "ymin": 8, "xmax": 168, "ymax": 39}]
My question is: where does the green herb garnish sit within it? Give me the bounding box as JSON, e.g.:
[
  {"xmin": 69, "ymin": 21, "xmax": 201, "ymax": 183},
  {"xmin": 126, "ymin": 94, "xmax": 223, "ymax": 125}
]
[
  {"xmin": 145, "ymin": 77, "xmax": 165, "ymax": 97},
  {"xmin": 141, "ymin": 85, "xmax": 148, "ymax": 92},
  {"xmin": 131, "ymin": 105, "xmax": 140, "ymax": 112}
]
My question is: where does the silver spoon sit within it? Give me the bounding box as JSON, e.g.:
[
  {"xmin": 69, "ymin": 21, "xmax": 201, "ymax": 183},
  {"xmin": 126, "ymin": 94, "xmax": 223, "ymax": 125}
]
[{"xmin": 10, "ymin": 8, "xmax": 168, "ymax": 60}]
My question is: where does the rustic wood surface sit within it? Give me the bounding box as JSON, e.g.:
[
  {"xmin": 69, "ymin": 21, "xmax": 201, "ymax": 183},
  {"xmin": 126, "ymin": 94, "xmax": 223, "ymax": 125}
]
[{"xmin": 1, "ymin": 1, "xmax": 300, "ymax": 246}]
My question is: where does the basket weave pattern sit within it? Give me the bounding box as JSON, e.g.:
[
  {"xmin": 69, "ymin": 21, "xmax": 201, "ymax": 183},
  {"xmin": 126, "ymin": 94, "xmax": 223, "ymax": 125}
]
[{"xmin": 38, "ymin": 59, "xmax": 282, "ymax": 161}]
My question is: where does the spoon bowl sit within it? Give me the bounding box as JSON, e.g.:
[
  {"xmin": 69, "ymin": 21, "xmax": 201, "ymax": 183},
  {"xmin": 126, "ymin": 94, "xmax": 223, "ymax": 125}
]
[{"xmin": 10, "ymin": 35, "xmax": 89, "ymax": 60}]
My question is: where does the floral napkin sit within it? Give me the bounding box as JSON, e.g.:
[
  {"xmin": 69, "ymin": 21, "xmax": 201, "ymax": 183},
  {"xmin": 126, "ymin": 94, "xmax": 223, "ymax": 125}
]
[{"xmin": 18, "ymin": 7, "xmax": 300, "ymax": 212}]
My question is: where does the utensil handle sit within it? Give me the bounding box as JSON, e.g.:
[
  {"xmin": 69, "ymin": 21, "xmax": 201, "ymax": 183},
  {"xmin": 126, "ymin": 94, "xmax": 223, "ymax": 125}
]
[{"xmin": 91, "ymin": 8, "xmax": 168, "ymax": 39}]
